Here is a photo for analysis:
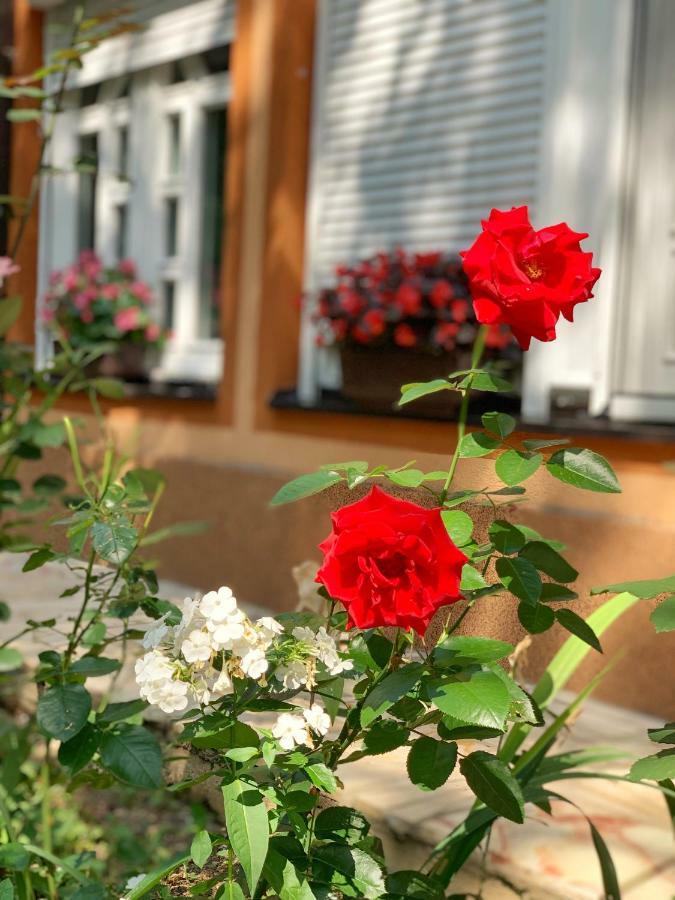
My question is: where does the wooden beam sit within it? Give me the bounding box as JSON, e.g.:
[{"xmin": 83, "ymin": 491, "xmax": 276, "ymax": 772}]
[
  {"xmin": 6, "ymin": 0, "xmax": 43, "ymax": 343},
  {"xmin": 254, "ymin": 0, "xmax": 316, "ymax": 429}
]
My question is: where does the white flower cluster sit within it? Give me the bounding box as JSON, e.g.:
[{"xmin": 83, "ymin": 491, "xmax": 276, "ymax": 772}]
[
  {"xmin": 134, "ymin": 586, "xmax": 283, "ymax": 714},
  {"xmin": 272, "ymin": 704, "xmax": 331, "ymax": 750},
  {"xmin": 276, "ymin": 625, "xmax": 353, "ymax": 690}
]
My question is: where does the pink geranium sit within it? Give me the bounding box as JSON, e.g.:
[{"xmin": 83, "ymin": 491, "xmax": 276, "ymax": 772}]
[
  {"xmin": 114, "ymin": 306, "xmax": 141, "ymax": 332},
  {"xmin": 0, "ymin": 256, "xmax": 20, "ymax": 282},
  {"xmin": 118, "ymin": 258, "xmax": 137, "ymax": 278},
  {"xmin": 130, "ymin": 281, "xmax": 153, "ymax": 304}
]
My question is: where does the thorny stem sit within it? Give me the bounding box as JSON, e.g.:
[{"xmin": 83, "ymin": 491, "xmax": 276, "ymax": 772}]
[
  {"xmin": 64, "ymin": 549, "xmax": 95, "ymax": 666},
  {"xmin": 440, "ymin": 325, "xmax": 488, "ymax": 502}
]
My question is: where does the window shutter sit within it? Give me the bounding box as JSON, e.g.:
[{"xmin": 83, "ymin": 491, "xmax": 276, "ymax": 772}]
[{"xmin": 305, "ymin": 0, "xmax": 549, "ymax": 290}]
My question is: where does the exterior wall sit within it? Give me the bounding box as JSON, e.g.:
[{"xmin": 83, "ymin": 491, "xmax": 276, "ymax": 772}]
[{"xmin": 9, "ymin": 0, "xmax": 675, "ymax": 720}]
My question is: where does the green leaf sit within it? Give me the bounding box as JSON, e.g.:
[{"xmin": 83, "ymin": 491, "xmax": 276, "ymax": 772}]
[
  {"xmin": 522, "ymin": 438, "xmax": 570, "ymax": 451},
  {"xmin": 459, "ymin": 372, "xmax": 512, "ymax": 393},
  {"xmin": 140, "ymin": 520, "xmax": 208, "ymax": 547},
  {"xmin": 434, "ymin": 636, "xmax": 513, "ymax": 664},
  {"xmin": 360, "ymin": 663, "xmax": 423, "ymax": 727},
  {"xmin": 312, "ymin": 845, "xmax": 385, "ymax": 899},
  {"xmin": 315, "ymin": 806, "xmax": 370, "ymax": 844},
  {"xmin": 270, "ymin": 471, "xmax": 342, "ymax": 506},
  {"xmin": 0, "ymin": 647, "xmax": 23, "ymax": 672},
  {"xmin": 489, "ymin": 520, "xmax": 526, "ymax": 555},
  {"xmin": 384, "ymin": 870, "xmax": 445, "ymax": 899},
  {"xmin": 459, "ymin": 564, "xmax": 488, "ymax": 592},
  {"xmin": 440, "ymin": 510, "xmax": 473, "ymax": 547},
  {"xmin": 99, "ymin": 724, "xmax": 162, "ymax": 788},
  {"xmin": 22, "ymin": 546, "xmax": 56, "ymax": 572},
  {"xmin": 386, "ymin": 469, "xmax": 426, "ymax": 488},
  {"xmin": 89, "ymin": 377, "xmax": 125, "ymax": 398},
  {"xmin": 481, "ymin": 412, "xmax": 516, "ymax": 439},
  {"xmin": 57, "ymin": 722, "xmax": 100, "ymax": 774},
  {"xmin": 460, "ymin": 751, "xmax": 524, "ymax": 823},
  {"xmin": 458, "ymin": 432, "xmax": 500, "ymax": 458},
  {"xmin": 97, "ymin": 698, "xmax": 148, "ymax": 724},
  {"xmin": 589, "ymin": 820, "xmax": 621, "ymax": 900},
  {"xmin": 518, "ymin": 601, "xmax": 555, "ymax": 634},
  {"xmin": 190, "ymin": 829, "xmax": 212, "ymax": 869},
  {"xmin": 398, "ymin": 379, "xmax": 453, "ymax": 406},
  {"xmin": 555, "ymin": 608, "xmax": 602, "ymax": 652},
  {"xmin": 495, "ymin": 556, "xmax": 542, "ymax": 604},
  {"xmin": 91, "ymin": 520, "xmax": 137, "ymax": 564},
  {"xmin": 428, "ymin": 671, "xmax": 511, "ymax": 730},
  {"xmin": 591, "ymin": 575, "xmax": 675, "ymax": 598},
  {"xmin": 519, "ymin": 542, "xmax": 578, "ymax": 583},
  {"xmin": 648, "ymin": 723, "xmax": 675, "ymax": 744},
  {"xmin": 650, "ymin": 596, "xmax": 675, "ymax": 633},
  {"xmin": 547, "ymin": 448, "xmax": 621, "ymax": 494},
  {"xmin": 69, "ymin": 655, "xmax": 121, "ymax": 676},
  {"xmin": 37, "ymin": 684, "xmax": 91, "ymax": 741},
  {"xmin": 407, "ymin": 736, "xmax": 457, "ymax": 791},
  {"xmin": 33, "ymin": 474, "xmax": 67, "ymax": 495},
  {"xmin": 306, "ymin": 763, "xmax": 338, "ymax": 794},
  {"xmin": 495, "ymin": 449, "xmax": 542, "ymax": 486},
  {"xmin": 0, "ymin": 297, "xmax": 22, "ymax": 336},
  {"xmin": 540, "ymin": 583, "xmax": 578, "ymax": 602},
  {"xmin": 629, "ymin": 750, "xmax": 675, "ymax": 782},
  {"xmin": 222, "ymin": 777, "xmax": 269, "ymax": 894},
  {"xmin": 0, "ymin": 843, "xmax": 30, "ymax": 870},
  {"xmin": 363, "ymin": 720, "xmax": 409, "ymax": 756},
  {"xmin": 443, "ymin": 488, "xmax": 480, "ymax": 508},
  {"xmin": 0, "ymin": 877, "xmax": 14, "ymax": 900}
]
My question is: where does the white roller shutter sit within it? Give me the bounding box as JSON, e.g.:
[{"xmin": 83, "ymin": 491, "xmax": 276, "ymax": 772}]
[{"xmin": 304, "ymin": 0, "xmax": 549, "ymax": 291}]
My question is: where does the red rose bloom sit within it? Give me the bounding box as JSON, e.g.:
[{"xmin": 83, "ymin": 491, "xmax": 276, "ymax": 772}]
[
  {"xmin": 316, "ymin": 487, "xmax": 468, "ymax": 634},
  {"xmin": 460, "ymin": 206, "xmax": 601, "ymax": 349}
]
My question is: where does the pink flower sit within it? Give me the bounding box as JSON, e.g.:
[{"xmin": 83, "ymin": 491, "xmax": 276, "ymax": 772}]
[
  {"xmin": 130, "ymin": 281, "xmax": 153, "ymax": 304},
  {"xmin": 74, "ymin": 292, "xmax": 91, "ymax": 311},
  {"xmin": 101, "ymin": 284, "xmax": 120, "ymax": 300},
  {"xmin": 114, "ymin": 307, "xmax": 141, "ymax": 332},
  {"xmin": 78, "ymin": 250, "xmax": 102, "ymax": 280},
  {"xmin": 80, "ymin": 308, "xmax": 94, "ymax": 324},
  {"xmin": 40, "ymin": 306, "xmax": 55, "ymax": 323},
  {"xmin": 118, "ymin": 258, "xmax": 137, "ymax": 278},
  {"xmin": 63, "ymin": 268, "xmax": 80, "ymax": 292},
  {"xmin": 145, "ymin": 322, "xmax": 161, "ymax": 342},
  {"xmin": 0, "ymin": 257, "xmax": 20, "ymax": 281}
]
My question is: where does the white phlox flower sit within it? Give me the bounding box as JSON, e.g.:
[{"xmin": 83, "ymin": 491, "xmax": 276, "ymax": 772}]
[
  {"xmin": 141, "ymin": 615, "xmax": 169, "ymax": 649},
  {"xmin": 200, "ymin": 586, "xmax": 237, "ymax": 622},
  {"xmin": 272, "ymin": 712, "xmax": 311, "ymax": 750},
  {"xmin": 276, "ymin": 659, "xmax": 312, "ymax": 690},
  {"xmin": 291, "ymin": 625, "xmax": 353, "ymax": 677},
  {"xmin": 303, "ymin": 703, "xmax": 331, "ymax": 737},
  {"xmin": 181, "ymin": 628, "xmax": 213, "ymax": 664}
]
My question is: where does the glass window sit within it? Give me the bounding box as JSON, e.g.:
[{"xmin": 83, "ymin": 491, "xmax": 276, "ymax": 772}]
[
  {"xmin": 167, "ymin": 114, "xmax": 181, "ymax": 176},
  {"xmin": 115, "ymin": 203, "xmax": 128, "ymax": 260},
  {"xmin": 202, "ymin": 44, "xmax": 230, "ymax": 74},
  {"xmin": 163, "ymin": 281, "xmax": 175, "ymax": 329},
  {"xmin": 165, "ymin": 197, "xmax": 179, "ymax": 257},
  {"xmin": 77, "ymin": 133, "xmax": 98, "ymax": 251},
  {"xmin": 118, "ymin": 125, "xmax": 129, "ymax": 179},
  {"xmin": 199, "ymin": 108, "xmax": 227, "ymax": 337}
]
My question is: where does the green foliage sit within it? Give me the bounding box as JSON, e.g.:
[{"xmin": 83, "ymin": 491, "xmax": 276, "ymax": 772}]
[
  {"xmin": 459, "ymin": 751, "xmax": 525, "ymax": 823},
  {"xmin": 546, "ymin": 448, "xmax": 621, "ymax": 493},
  {"xmin": 407, "ymin": 736, "xmax": 457, "ymax": 791},
  {"xmin": 222, "ymin": 777, "xmax": 270, "ymax": 894},
  {"xmin": 650, "ymin": 596, "xmax": 675, "ymax": 633},
  {"xmin": 36, "ymin": 685, "xmax": 92, "ymax": 741}
]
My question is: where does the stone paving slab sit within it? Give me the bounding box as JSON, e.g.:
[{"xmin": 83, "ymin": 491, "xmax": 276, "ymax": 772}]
[{"xmin": 1, "ymin": 553, "xmax": 673, "ymax": 898}]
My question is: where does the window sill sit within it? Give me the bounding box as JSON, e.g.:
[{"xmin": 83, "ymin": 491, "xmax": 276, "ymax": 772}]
[
  {"xmin": 269, "ymin": 388, "xmax": 675, "ymax": 443},
  {"xmin": 115, "ymin": 377, "xmax": 218, "ymax": 402}
]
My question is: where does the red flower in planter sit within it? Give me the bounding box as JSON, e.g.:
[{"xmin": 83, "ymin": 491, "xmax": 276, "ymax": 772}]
[
  {"xmin": 429, "ymin": 280, "xmax": 454, "ymax": 309},
  {"xmin": 317, "ymin": 487, "xmax": 468, "ymax": 634},
  {"xmin": 461, "ymin": 206, "xmax": 601, "ymax": 349},
  {"xmin": 393, "ymin": 323, "xmax": 417, "ymax": 347},
  {"xmin": 395, "ymin": 282, "xmax": 422, "ymax": 315}
]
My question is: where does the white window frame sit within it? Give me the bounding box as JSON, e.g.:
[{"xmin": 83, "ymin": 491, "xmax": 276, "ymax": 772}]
[{"xmin": 36, "ymin": 0, "xmax": 234, "ymax": 384}]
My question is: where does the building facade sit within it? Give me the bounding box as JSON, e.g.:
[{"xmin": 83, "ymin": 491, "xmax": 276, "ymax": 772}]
[{"xmin": 4, "ymin": 0, "xmax": 675, "ymax": 716}]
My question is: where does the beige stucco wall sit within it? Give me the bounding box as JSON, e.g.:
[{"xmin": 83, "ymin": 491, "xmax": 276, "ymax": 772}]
[{"xmin": 29, "ymin": 409, "xmax": 675, "ymax": 719}]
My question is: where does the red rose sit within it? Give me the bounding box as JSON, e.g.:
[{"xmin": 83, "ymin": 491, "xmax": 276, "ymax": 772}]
[
  {"xmin": 460, "ymin": 206, "xmax": 601, "ymax": 349},
  {"xmin": 316, "ymin": 487, "xmax": 468, "ymax": 634}
]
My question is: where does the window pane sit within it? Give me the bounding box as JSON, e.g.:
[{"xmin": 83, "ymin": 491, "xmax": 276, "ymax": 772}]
[
  {"xmin": 199, "ymin": 108, "xmax": 227, "ymax": 338},
  {"xmin": 118, "ymin": 125, "xmax": 129, "ymax": 179},
  {"xmin": 167, "ymin": 114, "xmax": 181, "ymax": 175},
  {"xmin": 77, "ymin": 133, "xmax": 98, "ymax": 251},
  {"xmin": 202, "ymin": 44, "xmax": 230, "ymax": 74},
  {"xmin": 115, "ymin": 203, "xmax": 128, "ymax": 260},
  {"xmin": 163, "ymin": 281, "xmax": 175, "ymax": 329},
  {"xmin": 79, "ymin": 82, "xmax": 101, "ymax": 108},
  {"xmin": 165, "ymin": 197, "xmax": 179, "ymax": 257}
]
